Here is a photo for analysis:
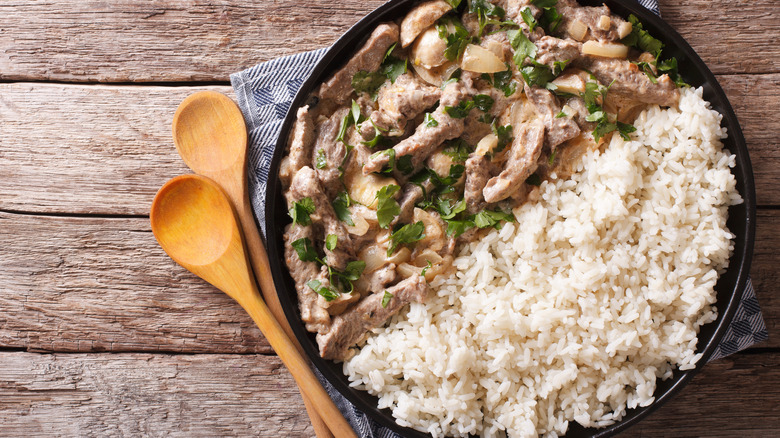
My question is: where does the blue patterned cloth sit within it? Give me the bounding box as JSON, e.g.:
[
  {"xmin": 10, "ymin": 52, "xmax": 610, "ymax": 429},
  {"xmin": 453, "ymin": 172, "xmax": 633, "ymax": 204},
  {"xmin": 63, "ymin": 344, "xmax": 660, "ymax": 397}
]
[{"xmin": 230, "ymin": 1, "xmax": 767, "ymax": 436}]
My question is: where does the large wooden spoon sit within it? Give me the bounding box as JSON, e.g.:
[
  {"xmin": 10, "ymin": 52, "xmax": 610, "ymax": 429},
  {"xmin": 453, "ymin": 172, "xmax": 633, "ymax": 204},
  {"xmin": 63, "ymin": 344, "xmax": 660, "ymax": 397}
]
[
  {"xmin": 150, "ymin": 174, "xmax": 354, "ymax": 438},
  {"xmin": 172, "ymin": 91, "xmax": 345, "ymax": 438}
]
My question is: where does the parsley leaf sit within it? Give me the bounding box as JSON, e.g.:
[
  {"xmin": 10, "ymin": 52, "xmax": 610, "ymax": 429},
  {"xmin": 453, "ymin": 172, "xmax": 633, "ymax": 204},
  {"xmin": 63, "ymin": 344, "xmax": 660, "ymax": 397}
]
[
  {"xmin": 388, "ymin": 221, "xmax": 426, "ymax": 256},
  {"xmin": 442, "ymin": 139, "xmax": 472, "ymax": 162},
  {"xmin": 616, "ymin": 121, "xmax": 637, "ymax": 140},
  {"xmin": 382, "ymin": 53, "xmax": 407, "ymax": 84},
  {"xmin": 492, "ymin": 122, "xmax": 513, "ymax": 153},
  {"xmin": 469, "ymin": 0, "xmax": 506, "ymax": 36},
  {"xmin": 521, "ymin": 64, "xmax": 555, "ymax": 87},
  {"xmin": 621, "ymin": 14, "xmax": 664, "ymax": 60},
  {"xmin": 288, "ymin": 197, "xmax": 315, "ymax": 226},
  {"xmin": 437, "ymin": 198, "xmax": 467, "ymax": 220},
  {"xmin": 474, "ymin": 209, "xmax": 515, "ymax": 229},
  {"xmin": 436, "ymin": 15, "xmax": 471, "ymax": 61},
  {"xmin": 396, "ymin": 155, "xmax": 414, "ymax": 175},
  {"xmin": 351, "ymin": 71, "xmax": 386, "ymax": 95},
  {"xmin": 332, "ymin": 191, "xmax": 355, "ymax": 226},
  {"xmin": 421, "ymin": 260, "xmax": 433, "ymax": 277},
  {"xmin": 444, "ymin": 99, "xmax": 475, "ymax": 118},
  {"xmin": 291, "ymin": 237, "xmax": 318, "ymax": 262},
  {"xmin": 445, "ymin": 218, "xmax": 475, "ymax": 237},
  {"xmin": 307, "ymin": 280, "xmax": 339, "ymax": 301},
  {"xmin": 424, "ymin": 112, "xmax": 439, "ymax": 127},
  {"xmin": 507, "ymin": 28, "xmax": 537, "ymax": 67},
  {"xmin": 376, "ymin": 184, "xmax": 401, "ymax": 229},
  {"xmin": 381, "ymin": 290, "xmax": 393, "ymax": 308},
  {"xmin": 657, "ymin": 57, "xmax": 688, "ymax": 87},
  {"xmin": 538, "ymin": 5, "xmax": 563, "ymax": 33},
  {"xmin": 315, "ymin": 149, "xmax": 327, "ymax": 169},
  {"xmin": 520, "ymin": 7, "xmax": 537, "ymax": 31},
  {"xmin": 370, "ymin": 148, "xmax": 396, "ymax": 174},
  {"xmin": 473, "ymin": 94, "xmax": 495, "ymax": 112},
  {"xmin": 633, "ymin": 61, "xmax": 658, "ymax": 84},
  {"xmin": 531, "ymin": 0, "xmax": 557, "ymax": 7},
  {"xmin": 443, "ymin": 0, "xmax": 462, "ymax": 8},
  {"xmin": 483, "ymin": 65, "xmax": 518, "ymax": 97},
  {"xmin": 325, "ymin": 234, "xmax": 338, "ymax": 251}
]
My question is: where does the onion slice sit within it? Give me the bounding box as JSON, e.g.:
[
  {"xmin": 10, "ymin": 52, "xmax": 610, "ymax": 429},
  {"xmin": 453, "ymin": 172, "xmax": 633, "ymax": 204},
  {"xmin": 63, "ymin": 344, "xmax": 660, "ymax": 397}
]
[{"xmin": 461, "ymin": 44, "xmax": 506, "ymax": 73}]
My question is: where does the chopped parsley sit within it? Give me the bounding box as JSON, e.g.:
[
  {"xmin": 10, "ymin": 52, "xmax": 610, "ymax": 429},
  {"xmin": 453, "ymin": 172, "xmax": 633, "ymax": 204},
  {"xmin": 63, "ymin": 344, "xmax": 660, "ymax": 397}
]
[
  {"xmin": 424, "ymin": 112, "xmax": 439, "ymax": 127},
  {"xmin": 492, "ymin": 122, "xmax": 513, "ymax": 153},
  {"xmin": 351, "ymin": 43, "xmax": 407, "ymax": 96},
  {"xmin": 332, "ymin": 191, "xmax": 355, "ymax": 226},
  {"xmin": 521, "ymin": 64, "xmax": 555, "ymax": 88},
  {"xmin": 482, "ymin": 65, "xmax": 518, "ymax": 97},
  {"xmin": 376, "ymin": 184, "xmax": 401, "ymax": 229},
  {"xmin": 474, "ymin": 209, "xmax": 515, "ymax": 229},
  {"xmin": 657, "ymin": 57, "xmax": 688, "ymax": 87},
  {"xmin": 381, "ymin": 290, "xmax": 393, "ymax": 308},
  {"xmin": 397, "ymin": 155, "xmax": 414, "ymax": 175},
  {"xmin": 621, "ymin": 14, "xmax": 664, "ymax": 60},
  {"xmin": 370, "ymin": 148, "xmax": 396, "ymax": 174},
  {"xmin": 388, "ymin": 221, "xmax": 426, "ymax": 256},
  {"xmin": 336, "ymin": 100, "xmax": 364, "ymax": 145},
  {"xmin": 442, "ymin": 139, "xmax": 472, "ymax": 163},
  {"xmin": 291, "ymin": 237, "xmax": 318, "ymax": 262},
  {"xmin": 328, "ymin": 260, "xmax": 366, "ymax": 294},
  {"xmin": 325, "ymin": 234, "xmax": 338, "ymax": 251},
  {"xmin": 507, "ymin": 28, "xmax": 537, "ymax": 66},
  {"xmin": 520, "ymin": 7, "xmax": 537, "ymax": 31},
  {"xmin": 536, "ymin": 1, "xmax": 563, "ymax": 34},
  {"xmin": 444, "ymin": 99, "xmax": 475, "ymax": 118},
  {"xmin": 288, "ymin": 197, "xmax": 315, "ymax": 226},
  {"xmin": 473, "ymin": 94, "xmax": 495, "ymax": 112},
  {"xmin": 469, "ymin": 0, "xmax": 507, "ymax": 36},
  {"xmin": 315, "ymin": 149, "xmax": 327, "ymax": 169},
  {"xmin": 531, "ymin": 0, "xmax": 558, "ymax": 7},
  {"xmin": 421, "ymin": 260, "xmax": 433, "ymax": 277},
  {"xmin": 307, "ymin": 280, "xmax": 339, "ymax": 301},
  {"xmin": 436, "ymin": 15, "xmax": 471, "ymax": 61}
]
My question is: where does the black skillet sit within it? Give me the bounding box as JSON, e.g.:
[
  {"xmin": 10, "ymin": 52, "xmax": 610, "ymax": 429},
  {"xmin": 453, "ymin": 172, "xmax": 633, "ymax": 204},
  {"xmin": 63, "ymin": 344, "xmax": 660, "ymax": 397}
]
[{"xmin": 265, "ymin": 1, "xmax": 756, "ymax": 436}]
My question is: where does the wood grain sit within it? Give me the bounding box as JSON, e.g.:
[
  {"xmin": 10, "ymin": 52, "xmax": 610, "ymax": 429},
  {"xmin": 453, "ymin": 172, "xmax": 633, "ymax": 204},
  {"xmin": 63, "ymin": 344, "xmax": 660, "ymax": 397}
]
[
  {"xmin": 0, "ymin": 211, "xmax": 272, "ymax": 354},
  {"xmin": 0, "ymin": 352, "xmax": 313, "ymax": 437},
  {"xmin": 1, "ymin": 209, "xmax": 777, "ymax": 354},
  {"xmin": 0, "ymin": 0, "xmax": 776, "ymax": 83},
  {"xmin": 1, "ymin": 76, "xmax": 778, "ymax": 218},
  {"xmin": 0, "ymin": 351, "xmax": 778, "ymax": 437}
]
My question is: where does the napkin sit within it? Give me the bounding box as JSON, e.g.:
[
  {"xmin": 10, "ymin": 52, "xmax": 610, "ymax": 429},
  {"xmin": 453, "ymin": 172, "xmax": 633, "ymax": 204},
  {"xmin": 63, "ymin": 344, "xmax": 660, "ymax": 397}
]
[{"xmin": 230, "ymin": 1, "xmax": 768, "ymax": 435}]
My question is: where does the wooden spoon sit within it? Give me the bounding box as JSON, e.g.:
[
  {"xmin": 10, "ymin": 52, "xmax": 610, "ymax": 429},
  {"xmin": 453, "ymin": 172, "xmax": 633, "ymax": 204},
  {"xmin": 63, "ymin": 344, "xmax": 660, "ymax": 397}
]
[
  {"xmin": 150, "ymin": 174, "xmax": 354, "ymax": 438},
  {"xmin": 171, "ymin": 91, "xmax": 343, "ymax": 438}
]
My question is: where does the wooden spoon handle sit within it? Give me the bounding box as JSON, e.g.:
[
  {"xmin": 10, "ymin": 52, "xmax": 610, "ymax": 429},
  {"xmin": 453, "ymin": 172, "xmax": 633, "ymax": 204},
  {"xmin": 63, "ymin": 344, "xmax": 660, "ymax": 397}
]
[
  {"xmin": 237, "ymin": 289, "xmax": 357, "ymax": 438},
  {"xmin": 236, "ymin": 198, "xmax": 336, "ymax": 438}
]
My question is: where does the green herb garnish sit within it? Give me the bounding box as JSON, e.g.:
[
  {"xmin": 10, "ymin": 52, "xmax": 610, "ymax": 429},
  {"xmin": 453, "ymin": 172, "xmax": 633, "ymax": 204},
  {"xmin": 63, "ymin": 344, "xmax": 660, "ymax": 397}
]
[
  {"xmin": 288, "ymin": 197, "xmax": 315, "ymax": 226},
  {"xmin": 291, "ymin": 237, "xmax": 318, "ymax": 262},
  {"xmin": 424, "ymin": 112, "xmax": 439, "ymax": 128},
  {"xmin": 473, "ymin": 94, "xmax": 495, "ymax": 112},
  {"xmin": 332, "ymin": 191, "xmax": 355, "ymax": 226},
  {"xmin": 381, "ymin": 290, "xmax": 393, "ymax": 308},
  {"xmin": 376, "ymin": 184, "xmax": 401, "ymax": 229},
  {"xmin": 325, "ymin": 234, "xmax": 338, "ymax": 251},
  {"xmin": 388, "ymin": 221, "xmax": 426, "ymax": 256},
  {"xmin": 444, "ymin": 99, "xmax": 475, "ymax": 118},
  {"xmin": 307, "ymin": 280, "xmax": 339, "ymax": 301}
]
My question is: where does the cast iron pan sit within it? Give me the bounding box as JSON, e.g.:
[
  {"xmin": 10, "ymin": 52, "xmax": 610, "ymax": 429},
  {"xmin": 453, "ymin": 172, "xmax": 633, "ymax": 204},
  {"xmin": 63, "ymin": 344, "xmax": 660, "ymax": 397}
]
[{"xmin": 266, "ymin": 1, "xmax": 756, "ymax": 436}]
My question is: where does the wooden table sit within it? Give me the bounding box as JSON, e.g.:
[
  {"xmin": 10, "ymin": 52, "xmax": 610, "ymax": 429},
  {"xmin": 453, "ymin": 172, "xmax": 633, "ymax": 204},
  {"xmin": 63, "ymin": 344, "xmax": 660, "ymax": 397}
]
[{"xmin": 1, "ymin": 1, "xmax": 778, "ymax": 436}]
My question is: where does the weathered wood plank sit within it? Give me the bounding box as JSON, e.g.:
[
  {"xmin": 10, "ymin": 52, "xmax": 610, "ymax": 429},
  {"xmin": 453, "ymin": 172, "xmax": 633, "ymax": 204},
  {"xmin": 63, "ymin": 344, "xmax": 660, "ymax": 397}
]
[
  {"xmin": 1, "ymin": 76, "xmax": 777, "ymax": 216},
  {"xmin": 0, "ymin": 351, "xmax": 778, "ymax": 437},
  {"xmin": 0, "ymin": 211, "xmax": 272, "ymax": 354},
  {"xmin": 0, "ymin": 0, "xmax": 776, "ymax": 83},
  {"xmin": 0, "ymin": 352, "xmax": 313, "ymax": 437},
  {"xmin": 0, "ymin": 209, "xmax": 776, "ymax": 354},
  {"xmin": 0, "ymin": 0, "xmax": 386, "ymax": 83}
]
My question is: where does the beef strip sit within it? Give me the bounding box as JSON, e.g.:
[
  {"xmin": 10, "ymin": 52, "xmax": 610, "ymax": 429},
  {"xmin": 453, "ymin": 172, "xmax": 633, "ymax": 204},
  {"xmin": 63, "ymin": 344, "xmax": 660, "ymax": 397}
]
[
  {"xmin": 524, "ymin": 84, "xmax": 580, "ymax": 148},
  {"xmin": 279, "ymin": 105, "xmax": 315, "ymax": 189},
  {"xmin": 394, "ymin": 179, "xmax": 435, "ymax": 225},
  {"xmin": 358, "ymin": 72, "xmax": 441, "ymax": 138},
  {"xmin": 312, "ymin": 107, "xmax": 348, "ymax": 199},
  {"xmin": 556, "ymin": 3, "xmax": 629, "ymax": 43},
  {"xmin": 575, "ymin": 56, "xmax": 680, "ymax": 106},
  {"xmin": 319, "ymin": 23, "xmax": 400, "ymax": 105},
  {"xmin": 317, "ymin": 275, "xmax": 430, "ymax": 360},
  {"xmin": 532, "ymin": 36, "xmax": 582, "ymax": 71},
  {"xmin": 483, "ymin": 120, "xmax": 545, "ymax": 203},
  {"xmin": 362, "ymin": 77, "xmax": 476, "ymax": 175},
  {"xmin": 283, "ymin": 224, "xmax": 331, "ymax": 334},
  {"xmin": 365, "ymin": 264, "xmax": 398, "ymax": 294},
  {"xmin": 290, "ymin": 166, "xmax": 355, "ymax": 271},
  {"xmin": 464, "ymin": 153, "xmax": 493, "ymax": 214}
]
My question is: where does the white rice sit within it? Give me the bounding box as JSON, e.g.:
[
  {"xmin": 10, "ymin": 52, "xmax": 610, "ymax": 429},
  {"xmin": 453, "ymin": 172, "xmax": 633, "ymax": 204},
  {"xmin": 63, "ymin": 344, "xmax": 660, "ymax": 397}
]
[{"xmin": 343, "ymin": 87, "xmax": 741, "ymax": 438}]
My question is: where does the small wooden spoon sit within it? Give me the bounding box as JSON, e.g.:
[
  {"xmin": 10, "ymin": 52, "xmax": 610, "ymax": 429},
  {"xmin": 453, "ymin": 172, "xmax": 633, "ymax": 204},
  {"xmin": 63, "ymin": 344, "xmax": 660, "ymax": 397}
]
[
  {"xmin": 172, "ymin": 91, "xmax": 344, "ymax": 438},
  {"xmin": 150, "ymin": 175, "xmax": 354, "ymax": 438}
]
